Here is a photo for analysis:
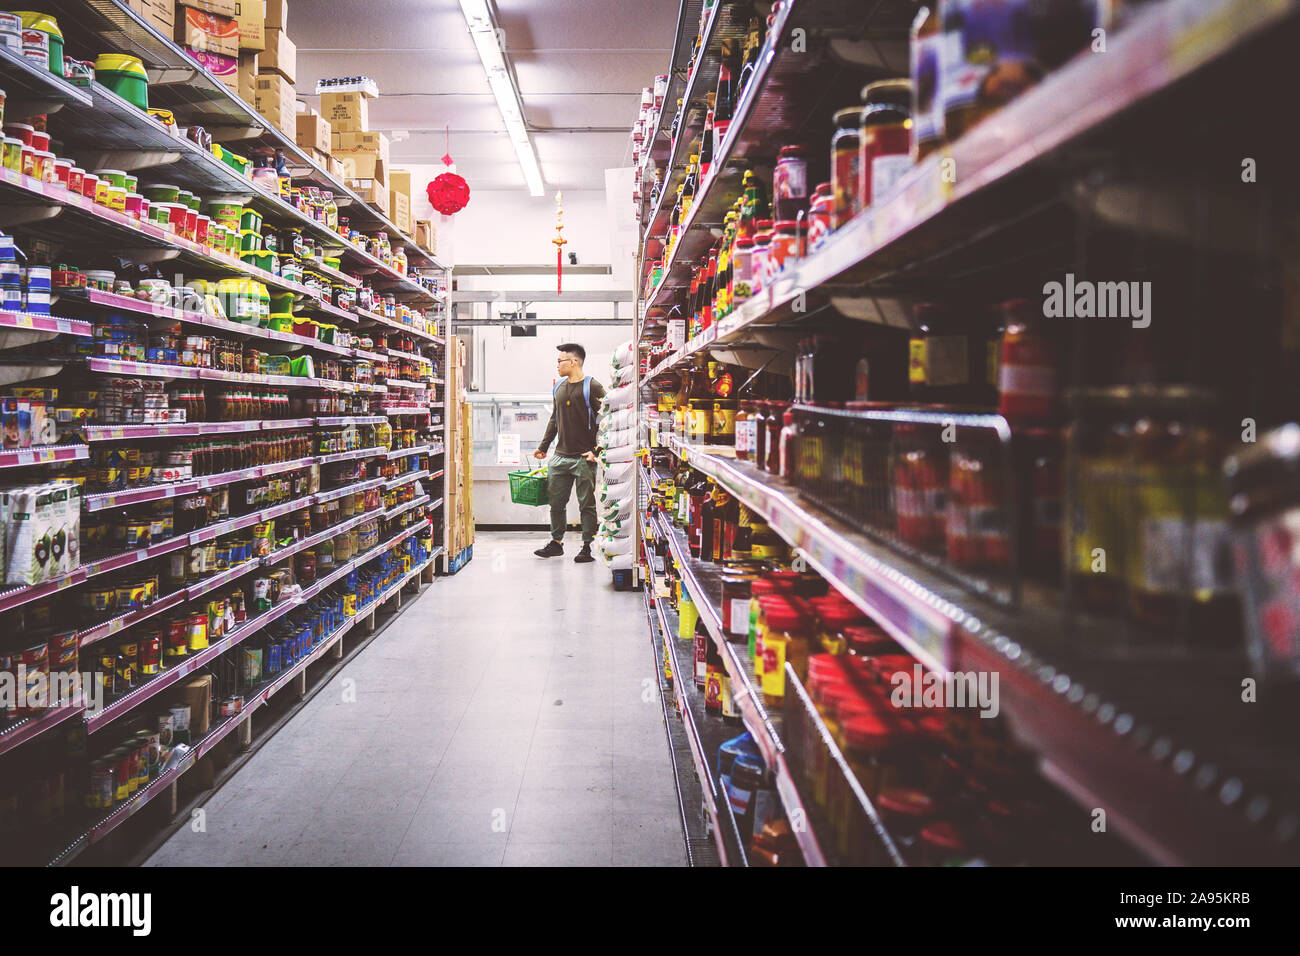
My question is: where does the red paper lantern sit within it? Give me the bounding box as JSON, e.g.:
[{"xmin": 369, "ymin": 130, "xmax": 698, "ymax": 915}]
[{"xmin": 427, "ymin": 172, "xmax": 470, "ymax": 215}]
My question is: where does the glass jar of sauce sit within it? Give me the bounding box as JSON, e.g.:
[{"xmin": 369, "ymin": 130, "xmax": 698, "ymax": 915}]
[
  {"xmin": 772, "ymin": 145, "xmax": 808, "ymax": 222},
  {"xmin": 859, "ymin": 78, "xmax": 913, "ymax": 209},
  {"xmin": 830, "ymin": 107, "xmax": 862, "ymax": 228},
  {"xmin": 759, "ymin": 603, "xmax": 813, "ymax": 705}
]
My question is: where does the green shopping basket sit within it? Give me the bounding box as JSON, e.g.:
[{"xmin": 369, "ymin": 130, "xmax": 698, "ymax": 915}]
[{"xmin": 508, "ymin": 468, "xmax": 549, "ymax": 506}]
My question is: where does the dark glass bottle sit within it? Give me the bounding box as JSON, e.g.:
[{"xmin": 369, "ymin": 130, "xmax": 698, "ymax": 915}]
[
  {"xmin": 737, "ymin": 12, "xmax": 766, "ymax": 96},
  {"xmin": 714, "ymin": 38, "xmax": 737, "ymax": 154}
]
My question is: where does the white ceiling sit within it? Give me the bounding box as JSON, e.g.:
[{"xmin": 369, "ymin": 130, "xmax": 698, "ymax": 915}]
[{"xmin": 289, "ymin": 0, "xmax": 679, "ymax": 191}]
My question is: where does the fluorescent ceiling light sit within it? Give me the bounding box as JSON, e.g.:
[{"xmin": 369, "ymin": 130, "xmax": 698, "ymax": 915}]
[{"xmin": 460, "ymin": 0, "xmax": 545, "ymax": 197}]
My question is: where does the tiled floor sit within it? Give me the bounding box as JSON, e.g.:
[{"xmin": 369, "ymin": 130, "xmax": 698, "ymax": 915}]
[{"xmin": 145, "ymin": 531, "xmax": 687, "ymax": 867}]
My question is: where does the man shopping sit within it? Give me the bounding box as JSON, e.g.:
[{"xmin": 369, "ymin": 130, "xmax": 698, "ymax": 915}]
[{"xmin": 534, "ymin": 343, "xmax": 606, "ymax": 563}]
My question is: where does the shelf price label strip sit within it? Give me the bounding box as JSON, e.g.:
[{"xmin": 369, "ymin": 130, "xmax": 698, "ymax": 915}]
[{"xmin": 667, "ymin": 437, "xmax": 953, "ymax": 673}]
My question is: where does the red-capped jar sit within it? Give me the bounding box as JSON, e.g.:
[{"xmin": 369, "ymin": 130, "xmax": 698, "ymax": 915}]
[
  {"xmin": 997, "ymin": 298, "xmax": 1061, "ymax": 423},
  {"xmin": 772, "ymin": 145, "xmax": 809, "ymax": 222},
  {"xmin": 859, "ymin": 79, "xmax": 913, "ymax": 209},
  {"xmin": 766, "ymin": 221, "xmax": 801, "ymax": 283}
]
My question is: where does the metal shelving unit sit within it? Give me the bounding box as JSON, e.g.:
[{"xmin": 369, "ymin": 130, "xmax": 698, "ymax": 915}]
[
  {"xmin": 44, "ymin": 538, "xmax": 439, "ymax": 867},
  {"xmin": 632, "ymin": 0, "xmax": 1300, "ymax": 868},
  {"xmin": 30, "ymin": 0, "xmax": 444, "ymax": 271}
]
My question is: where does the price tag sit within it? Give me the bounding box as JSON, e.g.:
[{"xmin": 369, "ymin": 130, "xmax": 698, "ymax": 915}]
[{"xmin": 16, "ymin": 449, "xmax": 34, "ymax": 465}]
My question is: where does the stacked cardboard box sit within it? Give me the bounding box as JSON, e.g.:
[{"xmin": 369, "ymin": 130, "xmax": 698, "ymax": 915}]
[
  {"xmin": 389, "ymin": 168, "xmax": 412, "ymax": 234},
  {"xmin": 320, "ymin": 80, "xmax": 385, "ymax": 211},
  {"xmin": 295, "ymin": 110, "xmax": 331, "ymax": 167},
  {"xmin": 234, "ymin": 0, "xmax": 263, "ymax": 102},
  {"xmin": 250, "ymin": 0, "xmax": 294, "ymax": 136},
  {"xmin": 414, "ymin": 219, "xmax": 437, "ymax": 255},
  {"xmin": 177, "ymin": 0, "xmax": 239, "ymax": 88},
  {"xmin": 128, "ymin": 0, "xmax": 174, "ymax": 34}
]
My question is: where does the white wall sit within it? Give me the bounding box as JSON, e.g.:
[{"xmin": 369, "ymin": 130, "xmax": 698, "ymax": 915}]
[{"xmin": 414, "ymin": 180, "xmax": 635, "ymax": 394}]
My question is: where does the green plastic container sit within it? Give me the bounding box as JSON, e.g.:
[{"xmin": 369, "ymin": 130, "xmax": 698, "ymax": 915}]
[
  {"xmin": 93, "ymin": 53, "xmax": 148, "ymax": 110},
  {"xmin": 212, "ymin": 144, "xmax": 251, "ymax": 178},
  {"xmin": 206, "ymin": 199, "xmax": 242, "ymax": 231},
  {"xmin": 269, "ymin": 292, "xmax": 295, "ymax": 313},
  {"xmin": 238, "ymin": 229, "xmax": 263, "ymax": 253},
  {"xmin": 18, "ymin": 13, "xmax": 63, "ymax": 75},
  {"xmin": 240, "ymin": 250, "xmax": 275, "ymax": 273},
  {"xmin": 239, "ymin": 207, "xmax": 262, "ymax": 233},
  {"xmin": 143, "ymin": 184, "xmax": 180, "ymax": 204},
  {"xmin": 508, "ymin": 469, "xmax": 550, "ymax": 507}
]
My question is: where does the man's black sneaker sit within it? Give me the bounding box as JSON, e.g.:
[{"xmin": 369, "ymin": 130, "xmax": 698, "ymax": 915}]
[
  {"xmin": 574, "ymin": 544, "xmax": 595, "ymax": 563},
  {"xmin": 534, "ymin": 540, "xmax": 564, "ymax": 558}
]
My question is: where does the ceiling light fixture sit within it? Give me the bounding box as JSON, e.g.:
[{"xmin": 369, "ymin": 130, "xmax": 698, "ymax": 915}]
[{"xmin": 459, "ymin": 0, "xmax": 545, "ymax": 197}]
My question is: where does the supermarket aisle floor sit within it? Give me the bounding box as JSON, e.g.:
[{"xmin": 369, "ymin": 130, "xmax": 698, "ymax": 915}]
[{"xmin": 145, "ymin": 531, "xmax": 687, "ymax": 867}]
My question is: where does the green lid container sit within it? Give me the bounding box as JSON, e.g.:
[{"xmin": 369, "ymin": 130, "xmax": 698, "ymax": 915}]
[
  {"xmin": 93, "ymin": 53, "xmax": 148, "ymax": 110},
  {"xmin": 18, "ymin": 12, "xmax": 64, "ymax": 75},
  {"xmin": 240, "ymin": 250, "xmax": 276, "ymax": 273}
]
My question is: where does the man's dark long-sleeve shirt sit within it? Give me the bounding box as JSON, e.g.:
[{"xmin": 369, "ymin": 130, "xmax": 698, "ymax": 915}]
[{"xmin": 539, "ymin": 377, "xmax": 606, "ymax": 457}]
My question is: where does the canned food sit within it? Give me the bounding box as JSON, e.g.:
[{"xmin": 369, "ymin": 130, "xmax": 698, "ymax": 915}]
[
  {"xmin": 86, "ymin": 758, "xmax": 115, "ymax": 810},
  {"xmin": 169, "ymin": 704, "xmax": 191, "ymax": 746},
  {"xmin": 115, "ymin": 582, "xmax": 145, "ymax": 612},
  {"xmin": 131, "ymin": 736, "xmax": 150, "ymax": 788},
  {"xmin": 112, "ymin": 747, "xmax": 135, "ymax": 798},
  {"xmin": 207, "ymin": 599, "xmax": 226, "ymax": 639},
  {"xmin": 165, "ymin": 617, "xmax": 188, "ymax": 659},
  {"xmin": 139, "ymin": 630, "xmax": 161, "ymax": 676},
  {"xmin": 187, "ymin": 613, "xmax": 208, "ymax": 651},
  {"xmin": 85, "ymin": 586, "xmax": 115, "ymax": 614},
  {"xmin": 157, "ymin": 712, "xmax": 174, "ymax": 748},
  {"xmin": 124, "ymin": 521, "xmax": 151, "ymax": 547}
]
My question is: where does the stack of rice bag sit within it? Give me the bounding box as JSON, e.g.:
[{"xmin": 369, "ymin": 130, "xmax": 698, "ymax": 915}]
[{"xmin": 595, "ymin": 340, "xmax": 636, "ymax": 571}]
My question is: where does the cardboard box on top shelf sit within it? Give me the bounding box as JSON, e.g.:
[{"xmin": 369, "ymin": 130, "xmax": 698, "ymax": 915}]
[
  {"xmin": 265, "ymin": 0, "xmax": 288, "ymax": 29},
  {"xmin": 254, "ymin": 72, "xmax": 296, "ymax": 136},
  {"xmin": 335, "ymin": 148, "xmax": 385, "ymax": 184},
  {"xmin": 127, "ymin": 0, "xmax": 174, "ymax": 34},
  {"xmin": 414, "ymin": 219, "xmax": 436, "ymax": 255},
  {"xmin": 320, "ymin": 91, "xmax": 368, "ymax": 133},
  {"xmin": 326, "ymin": 154, "xmax": 347, "ymax": 179},
  {"xmin": 260, "ymin": 27, "xmax": 296, "ymax": 82},
  {"xmin": 390, "ymin": 190, "xmax": 411, "ymax": 233},
  {"xmin": 237, "ymin": 51, "xmax": 257, "ymax": 102},
  {"xmin": 304, "ymin": 146, "xmax": 329, "ymax": 170},
  {"xmin": 180, "ymin": 0, "xmax": 238, "ymax": 16},
  {"xmin": 347, "ymin": 177, "xmax": 388, "ymax": 214},
  {"xmin": 332, "ymin": 130, "xmax": 388, "ymax": 164},
  {"xmin": 190, "ymin": 49, "xmax": 238, "ymax": 90},
  {"xmin": 295, "ymin": 110, "xmax": 331, "ymax": 154},
  {"xmin": 176, "ymin": 6, "xmax": 239, "ymax": 57},
  {"xmin": 388, "ymin": 168, "xmax": 412, "ymax": 200},
  {"xmin": 234, "ymin": 0, "xmax": 265, "ymax": 50}
]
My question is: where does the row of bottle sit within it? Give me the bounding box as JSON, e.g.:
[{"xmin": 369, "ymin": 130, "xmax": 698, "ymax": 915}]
[
  {"xmin": 654, "ymin": 295, "xmax": 1066, "ymax": 424},
  {"xmin": 650, "ymin": 1, "xmax": 771, "ymax": 216}
]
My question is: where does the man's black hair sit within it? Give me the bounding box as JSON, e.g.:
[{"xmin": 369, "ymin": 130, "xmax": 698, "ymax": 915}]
[{"xmin": 557, "ymin": 343, "xmax": 586, "ymax": 363}]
